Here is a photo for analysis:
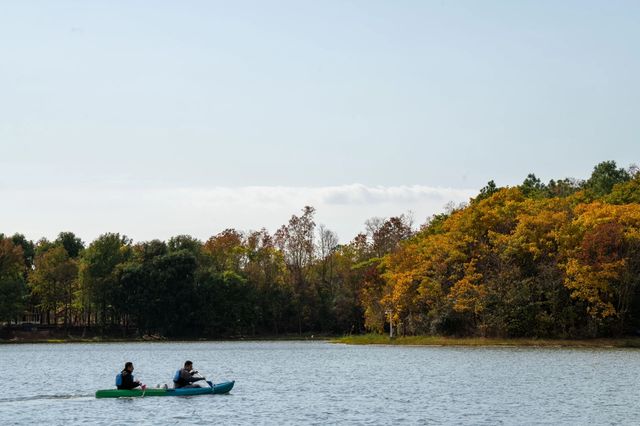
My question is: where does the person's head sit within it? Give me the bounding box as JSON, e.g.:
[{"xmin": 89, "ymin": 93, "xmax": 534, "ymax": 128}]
[
  {"xmin": 124, "ymin": 362, "xmax": 134, "ymax": 372},
  {"xmin": 184, "ymin": 360, "xmax": 193, "ymax": 369}
]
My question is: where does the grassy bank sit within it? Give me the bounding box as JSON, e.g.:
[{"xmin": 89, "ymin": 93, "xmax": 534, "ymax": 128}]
[{"xmin": 332, "ymin": 334, "xmax": 640, "ymax": 348}]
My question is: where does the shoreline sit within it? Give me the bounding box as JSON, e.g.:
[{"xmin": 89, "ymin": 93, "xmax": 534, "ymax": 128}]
[
  {"xmin": 0, "ymin": 334, "xmax": 333, "ymax": 345},
  {"xmin": 331, "ymin": 334, "xmax": 640, "ymax": 348},
  {"xmin": 3, "ymin": 333, "xmax": 640, "ymax": 348}
]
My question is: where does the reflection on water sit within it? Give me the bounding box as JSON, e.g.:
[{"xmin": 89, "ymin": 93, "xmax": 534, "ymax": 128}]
[{"xmin": 0, "ymin": 341, "xmax": 639, "ymax": 425}]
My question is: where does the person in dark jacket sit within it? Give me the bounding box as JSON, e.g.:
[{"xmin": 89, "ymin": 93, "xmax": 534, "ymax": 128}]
[
  {"xmin": 116, "ymin": 362, "xmax": 144, "ymax": 390},
  {"xmin": 173, "ymin": 360, "xmax": 209, "ymax": 388}
]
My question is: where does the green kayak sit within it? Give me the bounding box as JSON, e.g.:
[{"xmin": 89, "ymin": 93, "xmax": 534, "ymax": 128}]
[{"xmin": 95, "ymin": 380, "xmax": 234, "ymax": 398}]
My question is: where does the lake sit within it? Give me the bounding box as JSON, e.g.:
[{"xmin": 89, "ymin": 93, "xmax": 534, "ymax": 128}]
[{"xmin": 0, "ymin": 341, "xmax": 638, "ymax": 425}]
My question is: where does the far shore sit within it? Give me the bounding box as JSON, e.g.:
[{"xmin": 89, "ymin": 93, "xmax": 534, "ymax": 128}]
[
  {"xmin": 332, "ymin": 334, "xmax": 640, "ymax": 348},
  {"xmin": 0, "ymin": 334, "xmax": 332, "ymax": 345},
  {"xmin": 4, "ymin": 333, "xmax": 640, "ymax": 348}
]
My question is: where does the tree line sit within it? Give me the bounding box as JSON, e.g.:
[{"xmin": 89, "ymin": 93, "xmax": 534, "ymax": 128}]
[{"xmin": 1, "ymin": 160, "xmax": 639, "ymax": 338}]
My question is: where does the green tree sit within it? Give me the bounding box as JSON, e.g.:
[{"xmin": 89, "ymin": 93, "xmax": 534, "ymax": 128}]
[
  {"xmin": 546, "ymin": 178, "xmax": 581, "ymax": 198},
  {"xmin": 520, "ymin": 173, "xmax": 546, "ymax": 198},
  {"xmin": 313, "ymin": 225, "xmax": 340, "ymax": 331},
  {"xmin": 605, "ymin": 174, "xmax": 640, "ymax": 204},
  {"xmin": 55, "ymin": 231, "xmax": 85, "ymax": 258},
  {"xmin": 586, "ymin": 160, "xmax": 630, "ymax": 198},
  {"xmin": 474, "ymin": 180, "xmax": 499, "ymax": 202},
  {"xmin": 168, "ymin": 235, "xmax": 202, "ymax": 256},
  {"xmin": 242, "ymin": 230, "xmax": 292, "ymax": 335},
  {"xmin": 0, "ymin": 238, "xmax": 27, "ymax": 323},
  {"xmin": 119, "ymin": 249, "xmax": 199, "ymax": 337},
  {"xmin": 0, "ymin": 278, "xmax": 26, "ymax": 323},
  {"xmin": 274, "ymin": 206, "xmax": 318, "ymax": 333},
  {"xmin": 29, "ymin": 246, "xmax": 78, "ymax": 326},
  {"xmin": 34, "ymin": 238, "xmax": 56, "ymax": 257},
  {"xmin": 132, "ymin": 240, "xmax": 168, "ymax": 263},
  {"xmin": 331, "ymin": 242, "xmax": 367, "ymax": 334},
  {"xmin": 79, "ymin": 233, "xmax": 131, "ymax": 328}
]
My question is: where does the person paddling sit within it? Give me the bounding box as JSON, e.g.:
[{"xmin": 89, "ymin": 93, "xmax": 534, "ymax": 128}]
[
  {"xmin": 116, "ymin": 362, "xmax": 145, "ymax": 390},
  {"xmin": 173, "ymin": 360, "xmax": 211, "ymax": 388}
]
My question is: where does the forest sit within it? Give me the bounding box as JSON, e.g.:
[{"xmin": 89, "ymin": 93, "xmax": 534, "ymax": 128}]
[{"xmin": 1, "ymin": 160, "xmax": 639, "ymax": 339}]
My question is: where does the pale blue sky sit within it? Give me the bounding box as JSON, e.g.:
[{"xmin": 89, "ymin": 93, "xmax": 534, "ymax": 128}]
[{"xmin": 1, "ymin": 1, "xmax": 638, "ymax": 241}]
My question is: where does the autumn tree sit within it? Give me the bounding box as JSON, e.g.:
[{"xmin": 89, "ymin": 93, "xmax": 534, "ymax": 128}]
[
  {"xmin": 361, "ymin": 214, "xmax": 415, "ymax": 334},
  {"xmin": 203, "ymin": 229, "xmax": 246, "ymax": 274},
  {"xmin": 561, "ymin": 203, "xmax": 640, "ymax": 335},
  {"xmin": 9, "ymin": 233, "xmax": 35, "ymax": 275}
]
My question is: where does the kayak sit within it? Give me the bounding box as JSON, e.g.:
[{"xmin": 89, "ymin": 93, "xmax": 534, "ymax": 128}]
[{"xmin": 95, "ymin": 380, "xmax": 234, "ymax": 398}]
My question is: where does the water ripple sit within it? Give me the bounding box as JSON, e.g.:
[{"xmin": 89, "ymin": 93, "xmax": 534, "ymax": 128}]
[{"xmin": 0, "ymin": 342, "xmax": 639, "ymax": 425}]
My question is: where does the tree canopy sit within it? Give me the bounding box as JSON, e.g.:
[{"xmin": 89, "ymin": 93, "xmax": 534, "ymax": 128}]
[{"xmin": 2, "ymin": 160, "xmax": 640, "ymax": 339}]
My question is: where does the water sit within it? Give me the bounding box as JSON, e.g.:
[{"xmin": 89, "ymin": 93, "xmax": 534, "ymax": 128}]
[{"xmin": 0, "ymin": 341, "xmax": 638, "ymax": 425}]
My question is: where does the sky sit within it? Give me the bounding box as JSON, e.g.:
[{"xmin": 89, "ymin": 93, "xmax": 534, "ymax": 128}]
[{"xmin": 1, "ymin": 0, "xmax": 639, "ymax": 243}]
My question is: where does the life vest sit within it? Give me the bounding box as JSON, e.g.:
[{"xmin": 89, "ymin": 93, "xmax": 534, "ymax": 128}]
[
  {"xmin": 116, "ymin": 371, "xmax": 134, "ymax": 387},
  {"xmin": 173, "ymin": 370, "xmax": 181, "ymax": 383}
]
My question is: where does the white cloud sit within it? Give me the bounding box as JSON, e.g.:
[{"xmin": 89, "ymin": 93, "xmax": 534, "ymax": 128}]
[{"xmin": 1, "ymin": 184, "xmax": 476, "ymax": 243}]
